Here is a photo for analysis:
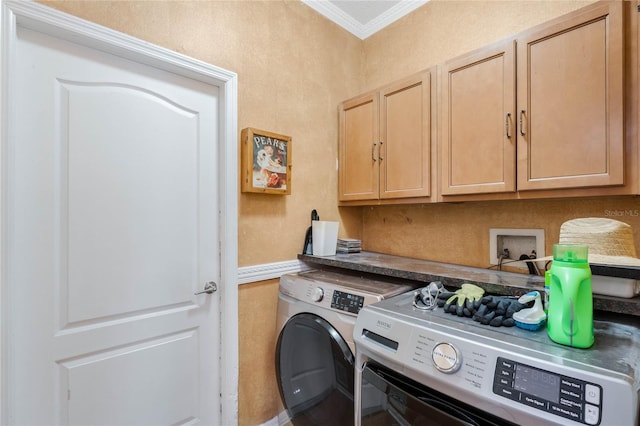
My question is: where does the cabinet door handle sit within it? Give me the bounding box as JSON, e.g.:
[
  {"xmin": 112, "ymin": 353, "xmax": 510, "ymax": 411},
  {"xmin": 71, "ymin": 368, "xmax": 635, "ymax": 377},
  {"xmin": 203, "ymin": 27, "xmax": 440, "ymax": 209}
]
[
  {"xmin": 519, "ymin": 110, "xmax": 526, "ymax": 136},
  {"xmin": 378, "ymin": 141, "xmax": 384, "ymax": 161},
  {"xmin": 371, "ymin": 142, "xmax": 377, "ymax": 162},
  {"xmin": 505, "ymin": 113, "xmax": 512, "ymax": 139}
]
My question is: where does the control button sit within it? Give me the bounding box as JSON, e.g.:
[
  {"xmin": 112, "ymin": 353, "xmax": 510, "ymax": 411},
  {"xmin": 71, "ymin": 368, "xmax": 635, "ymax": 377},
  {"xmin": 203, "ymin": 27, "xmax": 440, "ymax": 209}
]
[
  {"xmin": 493, "ymin": 384, "xmax": 520, "ymax": 401},
  {"xmin": 561, "ymin": 378, "xmax": 583, "ymax": 392},
  {"xmin": 585, "ymin": 403, "xmax": 600, "ymax": 425},
  {"xmin": 497, "ymin": 358, "xmax": 516, "ymax": 371},
  {"xmin": 522, "ymin": 394, "xmax": 548, "ymax": 411},
  {"xmin": 585, "ymin": 384, "xmax": 600, "ymax": 405},
  {"xmin": 311, "ymin": 287, "xmax": 324, "ymax": 302},
  {"xmin": 559, "ymin": 397, "xmax": 582, "ymax": 411},
  {"xmin": 560, "ymin": 386, "xmax": 582, "ymax": 402},
  {"xmin": 497, "ymin": 376, "xmax": 512, "ymax": 387},
  {"xmin": 498, "ymin": 369, "xmax": 514, "ymax": 379},
  {"xmin": 550, "ymin": 403, "xmax": 582, "ymax": 422},
  {"xmin": 432, "ymin": 343, "xmax": 460, "ymax": 373}
]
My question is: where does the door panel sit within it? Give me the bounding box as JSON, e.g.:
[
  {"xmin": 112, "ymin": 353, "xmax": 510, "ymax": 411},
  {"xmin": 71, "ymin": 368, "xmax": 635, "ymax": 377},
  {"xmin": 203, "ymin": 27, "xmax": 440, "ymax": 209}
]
[
  {"xmin": 62, "ymin": 331, "xmax": 198, "ymax": 425},
  {"xmin": 64, "ymin": 82, "xmax": 199, "ymax": 324},
  {"xmin": 7, "ymin": 22, "xmax": 220, "ymax": 425},
  {"xmin": 380, "ymin": 72, "xmax": 431, "ymax": 199},
  {"xmin": 527, "ymin": 20, "xmax": 607, "ymax": 179},
  {"xmin": 440, "ymin": 40, "xmax": 516, "ymax": 195},
  {"xmin": 339, "ymin": 92, "xmax": 379, "ymax": 201},
  {"xmin": 517, "ymin": 2, "xmax": 624, "ymax": 190}
]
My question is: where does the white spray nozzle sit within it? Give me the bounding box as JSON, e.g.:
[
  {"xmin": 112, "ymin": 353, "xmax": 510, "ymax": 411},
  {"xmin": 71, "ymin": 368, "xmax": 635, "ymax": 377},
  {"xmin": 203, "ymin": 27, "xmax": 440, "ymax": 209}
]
[
  {"xmin": 517, "ymin": 291, "xmax": 540, "ymax": 304},
  {"xmin": 513, "ymin": 290, "xmax": 547, "ymax": 329}
]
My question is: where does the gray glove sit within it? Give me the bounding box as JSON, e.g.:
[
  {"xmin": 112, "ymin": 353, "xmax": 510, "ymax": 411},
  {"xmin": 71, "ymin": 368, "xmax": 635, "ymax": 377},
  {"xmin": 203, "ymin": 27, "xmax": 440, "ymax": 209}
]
[{"xmin": 472, "ymin": 296, "xmax": 527, "ymax": 327}]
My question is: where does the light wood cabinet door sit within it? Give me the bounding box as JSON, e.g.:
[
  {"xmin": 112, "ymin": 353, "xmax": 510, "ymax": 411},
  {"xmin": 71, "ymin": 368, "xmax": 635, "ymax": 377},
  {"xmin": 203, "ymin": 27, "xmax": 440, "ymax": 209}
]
[
  {"xmin": 379, "ymin": 72, "xmax": 432, "ymax": 199},
  {"xmin": 440, "ymin": 40, "xmax": 516, "ymax": 196},
  {"xmin": 338, "ymin": 91, "xmax": 379, "ymax": 201},
  {"xmin": 516, "ymin": 1, "xmax": 624, "ymax": 191},
  {"xmin": 339, "ymin": 71, "xmax": 432, "ymax": 203}
]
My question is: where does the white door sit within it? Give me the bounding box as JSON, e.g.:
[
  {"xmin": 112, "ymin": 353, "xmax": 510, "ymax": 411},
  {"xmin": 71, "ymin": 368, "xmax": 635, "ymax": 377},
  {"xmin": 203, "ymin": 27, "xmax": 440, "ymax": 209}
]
[{"xmin": 2, "ymin": 3, "xmax": 237, "ymax": 425}]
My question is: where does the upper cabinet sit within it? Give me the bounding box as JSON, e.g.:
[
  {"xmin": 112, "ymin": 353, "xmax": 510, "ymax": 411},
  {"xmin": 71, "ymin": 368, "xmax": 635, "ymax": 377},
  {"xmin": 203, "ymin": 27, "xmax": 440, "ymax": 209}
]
[
  {"xmin": 439, "ymin": 0, "xmax": 631, "ymax": 201},
  {"xmin": 516, "ymin": 1, "xmax": 624, "ymax": 191},
  {"xmin": 339, "ymin": 0, "xmax": 636, "ymax": 205},
  {"xmin": 440, "ymin": 39, "xmax": 516, "ymax": 196},
  {"xmin": 339, "ymin": 70, "xmax": 434, "ymax": 204},
  {"xmin": 339, "ymin": 91, "xmax": 379, "ymax": 201}
]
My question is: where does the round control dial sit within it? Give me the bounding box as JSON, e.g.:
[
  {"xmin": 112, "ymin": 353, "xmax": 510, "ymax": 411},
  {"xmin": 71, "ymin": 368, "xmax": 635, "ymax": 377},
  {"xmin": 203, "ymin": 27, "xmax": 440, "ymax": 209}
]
[
  {"xmin": 432, "ymin": 342, "xmax": 460, "ymax": 373},
  {"xmin": 311, "ymin": 287, "xmax": 324, "ymax": 302}
]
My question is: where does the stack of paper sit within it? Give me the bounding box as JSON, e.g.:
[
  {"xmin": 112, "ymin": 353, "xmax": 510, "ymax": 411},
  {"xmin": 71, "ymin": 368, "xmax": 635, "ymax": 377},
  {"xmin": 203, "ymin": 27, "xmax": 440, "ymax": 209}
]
[{"xmin": 337, "ymin": 238, "xmax": 361, "ymax": 253}]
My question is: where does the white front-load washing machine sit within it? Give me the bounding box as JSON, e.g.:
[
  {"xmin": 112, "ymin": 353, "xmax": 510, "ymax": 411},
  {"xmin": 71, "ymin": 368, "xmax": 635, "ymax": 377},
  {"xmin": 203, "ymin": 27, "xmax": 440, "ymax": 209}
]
[{"xmin": 275, "ymin": 268, "xmax": 416, "ymax": 425}]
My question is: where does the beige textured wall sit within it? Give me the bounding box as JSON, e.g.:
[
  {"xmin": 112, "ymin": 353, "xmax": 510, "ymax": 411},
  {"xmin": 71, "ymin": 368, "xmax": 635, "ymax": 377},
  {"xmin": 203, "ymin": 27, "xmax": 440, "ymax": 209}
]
[
  {"xmin": 363, "ymin": 197, "xmax": 640, "ymax": 270},
  {"xmin": 237, "ymin": 279, "xmax": 280, "ymax": 425},
  {"xmin": 362, "ymin": 0, "xmax": 592, "ymax": 88}
]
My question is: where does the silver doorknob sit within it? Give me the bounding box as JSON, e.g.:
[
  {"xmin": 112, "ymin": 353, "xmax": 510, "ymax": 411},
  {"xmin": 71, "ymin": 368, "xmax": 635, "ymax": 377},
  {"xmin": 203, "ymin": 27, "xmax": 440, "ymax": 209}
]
[{"xmin": 194, "ymin": 281, "xmax": 217, "ymax": 295}]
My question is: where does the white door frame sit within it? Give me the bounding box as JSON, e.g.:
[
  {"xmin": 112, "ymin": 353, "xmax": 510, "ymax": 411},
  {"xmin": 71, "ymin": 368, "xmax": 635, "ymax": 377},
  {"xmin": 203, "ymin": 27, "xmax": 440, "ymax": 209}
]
[{"xmin": 0, "ymin": 1, "xmax": 239, "ymax": 424}]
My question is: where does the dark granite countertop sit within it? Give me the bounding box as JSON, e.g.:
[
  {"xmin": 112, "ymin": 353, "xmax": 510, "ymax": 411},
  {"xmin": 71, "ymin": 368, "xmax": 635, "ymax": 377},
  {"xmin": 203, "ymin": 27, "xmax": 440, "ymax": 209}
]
[{"xmin": 298, "ymin": 251, "xmax": 640, "ymax": 318}]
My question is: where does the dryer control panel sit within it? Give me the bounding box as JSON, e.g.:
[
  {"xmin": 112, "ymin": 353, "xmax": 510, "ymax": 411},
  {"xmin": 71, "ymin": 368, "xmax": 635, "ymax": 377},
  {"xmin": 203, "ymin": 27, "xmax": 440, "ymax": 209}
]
[
  {"xmin": 279, "ymin": 270, "xmax": 414, "ymax": 315},
  {"xmin": 331, "ymin": 290, "xmax": 365, "ymax": 314}
]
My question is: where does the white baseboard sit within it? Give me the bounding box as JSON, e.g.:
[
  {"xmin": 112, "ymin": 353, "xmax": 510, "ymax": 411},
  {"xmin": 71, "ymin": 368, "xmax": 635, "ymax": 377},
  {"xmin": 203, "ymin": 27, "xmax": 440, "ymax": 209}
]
[
  {"xmin": 278, "ymin": 410, "xmax": 291, "ymax": 426},
  {"xmin": 237, "ymin": 259, "xmax": 311, "ymax": 285},
  {"xmin": 258, "ymin": 415, "xmax": 280, "ymax": 426},
  {"xmin": 256, "ymin": 411, "xmax": 289, "ymax": 426}
]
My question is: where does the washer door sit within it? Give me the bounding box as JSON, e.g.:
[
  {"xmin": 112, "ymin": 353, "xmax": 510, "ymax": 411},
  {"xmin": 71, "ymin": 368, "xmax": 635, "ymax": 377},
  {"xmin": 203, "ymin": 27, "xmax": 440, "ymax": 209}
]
[{"xmin": 276, "ymin": 313, "xmax": 354, "ymax": 425}]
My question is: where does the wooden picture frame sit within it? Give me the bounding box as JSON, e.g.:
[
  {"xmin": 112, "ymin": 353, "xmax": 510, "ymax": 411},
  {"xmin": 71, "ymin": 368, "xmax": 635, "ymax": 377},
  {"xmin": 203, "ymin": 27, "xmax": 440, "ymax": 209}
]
[{"xmin": 241, "ymin": 127, "xmax": 292, "ymax": 195}]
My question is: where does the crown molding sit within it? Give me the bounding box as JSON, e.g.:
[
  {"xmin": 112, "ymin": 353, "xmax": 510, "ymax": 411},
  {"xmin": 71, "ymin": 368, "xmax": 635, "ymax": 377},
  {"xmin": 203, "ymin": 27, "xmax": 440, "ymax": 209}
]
[{"xmin": 302, "ymin": 0, "xmax": 429, "ymax": 40}]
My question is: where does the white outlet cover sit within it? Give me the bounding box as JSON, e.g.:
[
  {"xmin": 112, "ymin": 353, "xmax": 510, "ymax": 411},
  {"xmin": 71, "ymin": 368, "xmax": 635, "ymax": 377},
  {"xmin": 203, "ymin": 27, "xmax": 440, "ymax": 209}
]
[{"xmin": 489, "ymin": 228, "xmax": 545, "ymax": 270}]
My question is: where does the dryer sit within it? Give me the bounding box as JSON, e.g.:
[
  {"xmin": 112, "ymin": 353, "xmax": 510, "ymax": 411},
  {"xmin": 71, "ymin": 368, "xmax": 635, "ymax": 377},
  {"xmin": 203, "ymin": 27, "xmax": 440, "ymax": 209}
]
[{"xmin": 275, "ymin": 269, "xmax": 415, "ymax": 425}]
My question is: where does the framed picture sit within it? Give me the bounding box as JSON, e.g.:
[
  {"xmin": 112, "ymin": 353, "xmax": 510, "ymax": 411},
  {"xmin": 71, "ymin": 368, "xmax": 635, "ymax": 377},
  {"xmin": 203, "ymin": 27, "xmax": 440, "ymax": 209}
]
[{"xmin": 241, "ymin": 127, "xmax": 292, "ymax": 195}]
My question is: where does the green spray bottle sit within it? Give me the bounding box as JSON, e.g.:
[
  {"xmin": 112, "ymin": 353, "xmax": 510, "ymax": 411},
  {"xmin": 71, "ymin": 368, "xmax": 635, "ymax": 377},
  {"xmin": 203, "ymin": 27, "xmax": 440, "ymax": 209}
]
[{"xmin": 547, "ymin": 244, "xmax": 594, "ymax": 348}]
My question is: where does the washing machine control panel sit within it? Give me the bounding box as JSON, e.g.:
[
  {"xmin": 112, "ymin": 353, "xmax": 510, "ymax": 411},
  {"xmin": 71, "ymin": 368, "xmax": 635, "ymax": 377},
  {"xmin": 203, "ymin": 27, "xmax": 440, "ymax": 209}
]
[{"xmin": 331, "ymin": 290, "xmax": 365, "ymax": 314}]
